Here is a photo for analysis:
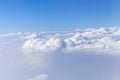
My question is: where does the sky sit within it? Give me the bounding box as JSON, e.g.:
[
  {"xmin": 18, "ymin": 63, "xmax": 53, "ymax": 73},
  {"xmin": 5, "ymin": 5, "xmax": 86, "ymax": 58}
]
[
  {"xmin": 0, "ymin": 0, "xmax": 120, "ymax": 33},
  {"xmin": 1, "ymin": 0, "xmax": 120, "ymax": 80}
]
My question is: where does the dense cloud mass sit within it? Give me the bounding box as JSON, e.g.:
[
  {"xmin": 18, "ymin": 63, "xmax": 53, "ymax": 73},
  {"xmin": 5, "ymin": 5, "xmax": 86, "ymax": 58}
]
[
  {"xmin": 1, "ymin": 27, "xmax": 120, "ymax": 56},
  {"xmin": 1, "ymin": 27, "xmax": 120, "ymax": 80},
  {"xmin": 22, "ymin": 27, "xmax": 120, "ymax": 55}
]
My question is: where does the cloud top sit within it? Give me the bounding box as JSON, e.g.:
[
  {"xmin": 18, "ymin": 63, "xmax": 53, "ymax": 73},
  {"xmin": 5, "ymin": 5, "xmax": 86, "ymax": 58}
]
[
  {"xmin": 22, "ymin": 27, "xmax": 120, "ymax": 55},
  {"xmin": 1, "ymin": 27, "xmax": 120, "ymax": 55}
]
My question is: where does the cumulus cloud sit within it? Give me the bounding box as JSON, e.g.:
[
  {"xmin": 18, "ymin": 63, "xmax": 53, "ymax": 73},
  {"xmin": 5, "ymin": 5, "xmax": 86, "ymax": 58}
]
[
  {"xmin": 0, "ymin": 27, "xmax": 120, "ymax": 67},
  {"xmin": 1, "ymin": 27, "xmax": 120, "ymax": 80},
  {"xmin": 28, "ymin": 74, "xmax": 48, "ymax": 80},
  {"xmin": 22, "ymin": 27, "xmax": 120, "ymax": 55},
  {"xmin": 1, "ymin": 27, "xmax": 120, "ymax": 58}
]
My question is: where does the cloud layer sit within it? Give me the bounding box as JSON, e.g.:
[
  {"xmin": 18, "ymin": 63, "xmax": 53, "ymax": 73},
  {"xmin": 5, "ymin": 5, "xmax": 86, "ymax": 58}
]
[
  {"xmin": 22, "ymin": 27, "xmax": 120, "ymax": 55},
  {"xmin": 1, "ymin": 27, "xmax": 120, "ymax": 80},
  {"xmin": 0, "ymin": 27, "xmax": 120, "ymax": 56}
]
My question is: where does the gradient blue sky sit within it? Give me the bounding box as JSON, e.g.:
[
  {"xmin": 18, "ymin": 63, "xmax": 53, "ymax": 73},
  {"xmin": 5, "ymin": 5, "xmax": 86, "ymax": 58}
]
[{"xmin": 0, "ymin": 0, "xmax": 120, "ymax": 33}]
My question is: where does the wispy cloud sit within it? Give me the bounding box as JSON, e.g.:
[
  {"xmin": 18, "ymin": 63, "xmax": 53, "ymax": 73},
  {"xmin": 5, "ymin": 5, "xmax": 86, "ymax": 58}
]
[{"xmin": 28, "ymin": 74, "xmax": 48, "ymax": 80}]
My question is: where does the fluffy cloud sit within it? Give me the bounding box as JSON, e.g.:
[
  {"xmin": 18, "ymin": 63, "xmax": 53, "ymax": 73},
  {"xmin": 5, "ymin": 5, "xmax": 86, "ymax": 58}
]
[
  {"xmin": 28, "ymin": 74, "xmax": 48, "ymax": 80},
  {"xmin": 22, "ymin": 27, "xmax": 120, "ymax": 55},
  {"xmin": 0, "ymin": 27, "xmax": 120, "ymax": 58},
  {"xmin": 1, "ymin": 27, "xmax": 120, "ymax": 80}
]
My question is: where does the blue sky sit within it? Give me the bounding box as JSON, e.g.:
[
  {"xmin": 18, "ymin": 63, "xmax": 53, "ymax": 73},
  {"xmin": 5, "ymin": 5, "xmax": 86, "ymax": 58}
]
[{"xmin": 0, "ymin": 0, "xmax": 119, "ymax": 33}]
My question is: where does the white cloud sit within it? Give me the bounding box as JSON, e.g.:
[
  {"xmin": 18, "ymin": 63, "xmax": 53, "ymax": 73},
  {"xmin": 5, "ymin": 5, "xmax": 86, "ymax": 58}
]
[
  {"xmin": 23, "ymin": 35, "xmax": 64, "ymax": 54},
  {"xmin": 22, "ymin": 27, "xmax": 120, "ymax": 55},
  {"xmin": 1, "ymin": 27, "xmax": 120, "ymax": 80},
  {"xmin": 1, "ymin": 27, "xmax": 120, "ymax": 67},
  {"xmin": 0, "ymin": 27, "xmax": 120, "ymax": 55},
  {"xmin": 28, "ymin": 74, "xmax": 48, "ymax": 80}
]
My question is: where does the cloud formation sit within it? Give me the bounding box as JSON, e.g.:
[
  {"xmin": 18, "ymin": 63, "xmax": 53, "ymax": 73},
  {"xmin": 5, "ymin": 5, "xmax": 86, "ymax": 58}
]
[
  {"xmin": 22, "ymin": 27, "xmax": 120, "ymax": 55},
  {"xmin": 0, "ymin": 27, "xmax": 120, "ymax": 56},
  {"xmin": 28, "ymin": 74, "xmax": 48, "ymax": 80},
  {"xmin": 1, "ymin": 27, "xmax": 120, "ymax": 80}
]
